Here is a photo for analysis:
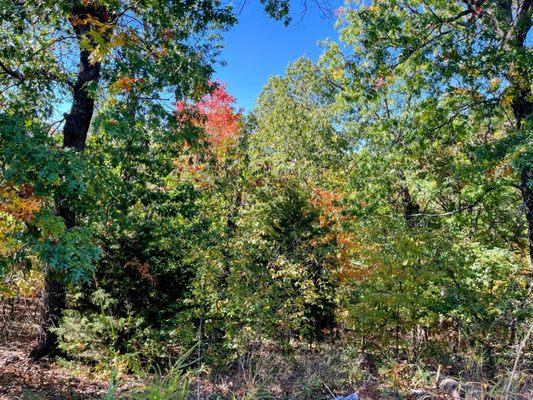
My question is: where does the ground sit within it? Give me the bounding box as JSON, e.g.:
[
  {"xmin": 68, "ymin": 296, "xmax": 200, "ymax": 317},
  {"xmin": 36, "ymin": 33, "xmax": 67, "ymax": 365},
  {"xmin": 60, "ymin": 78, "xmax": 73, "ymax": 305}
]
[
  {"xmin": 0, "ymin": 296, "xmax": 117, "ymax": 399},
  {"xmin": 1, "ymin": 296, "xmax": 528, "ymax": 399},
  {"xmin": 0, "ymin": 340, "xmax": 110, "ymax": 399}
]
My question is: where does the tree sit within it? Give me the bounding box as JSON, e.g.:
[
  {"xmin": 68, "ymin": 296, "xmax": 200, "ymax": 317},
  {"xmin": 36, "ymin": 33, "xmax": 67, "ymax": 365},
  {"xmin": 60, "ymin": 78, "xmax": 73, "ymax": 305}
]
[
  {"xmin": 219, "ymin": 59, "xmax": 350, "ymax": 344},
  {"xmin": 253, "ymin": 57, "xmax": 348, "ymax": 182},
  {"xmin": 0, "ymin": 0, "xmax": 236, "ymax": 358},
  {"xmin": 176, "ymin": 81, "xmax": 242, "ymax": 152},
  {"xmin": 319, "ymin": 0, "xmax": 531, "ymax": 352},
  {"xmin": 325, "ymin": 0, "xmax": 532, "ymax": 265},
  {"xmin": 0, "ymin": 0, "xmax": 313, "ymax": 359}
]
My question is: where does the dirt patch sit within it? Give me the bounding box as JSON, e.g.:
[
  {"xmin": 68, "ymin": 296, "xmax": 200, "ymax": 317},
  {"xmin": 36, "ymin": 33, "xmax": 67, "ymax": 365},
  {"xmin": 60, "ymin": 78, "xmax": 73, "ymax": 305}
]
[
  {"xmin": 0, "ymin": 345, "xmax": 108, "ymax": 400},
  {"xmin": 0, "ymin": 296, "xmax": 109, "ymax": 399}
]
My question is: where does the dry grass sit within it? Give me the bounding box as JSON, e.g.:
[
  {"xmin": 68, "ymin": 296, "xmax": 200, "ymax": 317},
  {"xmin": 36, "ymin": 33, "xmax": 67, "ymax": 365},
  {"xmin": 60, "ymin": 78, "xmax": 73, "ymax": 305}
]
[{"xmin": 1, "ymin": 294, "xmax": 531, "ymax": 399}]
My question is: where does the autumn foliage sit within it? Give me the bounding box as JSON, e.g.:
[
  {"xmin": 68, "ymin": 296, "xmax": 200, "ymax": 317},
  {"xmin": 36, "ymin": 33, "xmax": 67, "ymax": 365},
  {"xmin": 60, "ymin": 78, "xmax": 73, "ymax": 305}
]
[
  {"xmin": 0, "ymin": 184, "xmax": 42, "ymax": 223},
  {"xmin": 176, "ymin": 82, "xmax": 242, "ymax": 150},
  {"xmin": 174, "ymin": 83, "xmax": 243, "ymax": 189},
  {"xmin": 311, "ymin": 187, "xmax": 370, "ymax": 281}
]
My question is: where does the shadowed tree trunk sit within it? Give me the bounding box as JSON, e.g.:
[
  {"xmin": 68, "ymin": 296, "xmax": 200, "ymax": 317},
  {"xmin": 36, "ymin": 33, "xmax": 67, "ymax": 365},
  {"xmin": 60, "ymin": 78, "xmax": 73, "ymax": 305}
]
[
  {"xmin": 401, "ymin": 183, "xmax": 420, "ymax": 228},
  {"xmin": 30, "ymin": 269, "xmax": 67, "ymax": 359},
  {"xmin": 30, "ymin": 3, "xmax": 108, "ymax": 359},
  {"xmin": 515, "ymin": 96, "xmax": 533, "ymax": 269},
  {"xmin": 507, "ymin": 0, "xmax": 533, "ymax": 269},
  {"xmin": 398, "ymin": 170, "xmax": 420, "ymax": 227}
]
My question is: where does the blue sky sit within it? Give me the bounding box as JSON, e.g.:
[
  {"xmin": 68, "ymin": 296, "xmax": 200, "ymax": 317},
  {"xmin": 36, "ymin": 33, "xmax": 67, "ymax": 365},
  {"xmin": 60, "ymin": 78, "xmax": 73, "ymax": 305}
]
[{"xmin": 214, "ymin": 1, "xmax": 342, "ymax": 111}]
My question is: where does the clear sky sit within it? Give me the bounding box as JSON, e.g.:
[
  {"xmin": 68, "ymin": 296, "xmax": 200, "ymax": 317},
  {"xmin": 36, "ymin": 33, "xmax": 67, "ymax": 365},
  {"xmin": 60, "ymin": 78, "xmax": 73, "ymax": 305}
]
[{"xmin": 214, "ymin": 1, "xmax": 342, "ymax": 111}]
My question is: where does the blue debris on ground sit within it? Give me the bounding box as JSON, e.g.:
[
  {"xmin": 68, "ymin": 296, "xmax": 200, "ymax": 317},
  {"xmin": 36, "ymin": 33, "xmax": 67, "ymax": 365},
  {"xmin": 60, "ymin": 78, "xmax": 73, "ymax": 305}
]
[{"xmin": 335, "ymin": 394, "xmax": 359, "ymax": 400}]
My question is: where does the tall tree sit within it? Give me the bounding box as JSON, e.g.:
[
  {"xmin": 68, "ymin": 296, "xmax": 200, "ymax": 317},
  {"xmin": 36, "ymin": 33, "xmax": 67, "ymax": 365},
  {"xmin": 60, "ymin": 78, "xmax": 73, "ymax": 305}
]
[
  {"xmin": 0, "ymin": 0, "xmax": 321, "ymax": 360},
  {"xmin": 325, "ymin": 0, "xmax": 532, "ymax": 265},
  {"xmin": 0, "ymin": 0, "xmax": 235, "ymax": 358},
  {"xmin": 253, "ymin": 57, "xmax": 348, "ymax": 182},
  {"xmin": 316, "ymin": 0, "xmax": 532, "ymax": 349}
]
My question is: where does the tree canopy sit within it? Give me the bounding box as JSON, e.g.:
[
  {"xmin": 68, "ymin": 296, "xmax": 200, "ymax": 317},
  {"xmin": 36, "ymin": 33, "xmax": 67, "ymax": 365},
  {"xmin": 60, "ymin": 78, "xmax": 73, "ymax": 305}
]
[{"xmin": 0, "ymin": 1, "xmax": 531, "ymax": 398}]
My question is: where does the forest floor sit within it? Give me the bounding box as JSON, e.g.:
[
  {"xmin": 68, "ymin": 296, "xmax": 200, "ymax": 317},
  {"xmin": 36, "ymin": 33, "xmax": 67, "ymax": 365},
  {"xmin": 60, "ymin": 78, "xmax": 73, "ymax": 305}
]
[
  {"xmin": 0, "ymin": 334, "xmax": 115, "ymax": 400},
  {"xmin": 0, "ymin": 333, "xmax": 387, "ymax": 400},
  {"xmin": 0, "ymin": 297, "xmax": 523, "ymax": 399},
  {"xmin": 0, "ymin": 296, "xmax": 125, "ymax": 399},
  {"xmin": 0, "ymin": 339, "xmax": 440, "ymax": 400},
  {"xmin": 0, "ymin": 327, "xmax": 454, "ymax": 400}
]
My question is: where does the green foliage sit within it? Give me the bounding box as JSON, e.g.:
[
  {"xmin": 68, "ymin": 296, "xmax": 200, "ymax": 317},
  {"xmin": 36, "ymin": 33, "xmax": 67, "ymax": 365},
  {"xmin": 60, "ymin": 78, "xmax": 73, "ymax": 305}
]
[
  {"xmin": 97, "ymin": 349, "xmax": 193, "ymax": 400},
  {"xmin": 55, "ymin": 106, "xmax": 205, "ymax": 366},
  {"xmin": 0, "ymin": 0, "xmax": 237, "ymax": 285},
  {"xmin": 56, "ymin": 289, "xmax": 142, "ymax": 371},
  {"xmin": 0, "ymin": 113, "xmax": 101, "ymax": 281},
  {"xmin": 1, "ymin": 0, "xmax": 531, "ymax": 395},
  {"xmin": 317, "ymin": 0, "xmax": 532, "ymax": 354},
  {"xmin": 129, "ymin": 357, "xmax": 192, "ymax": 400},
  {"xmin": 185, "ymin": 123, "xmax": 342, "ymax": 354},
  {"xmin": 253, "ymin": 57, "xmax": 348, "ymax": 182}
]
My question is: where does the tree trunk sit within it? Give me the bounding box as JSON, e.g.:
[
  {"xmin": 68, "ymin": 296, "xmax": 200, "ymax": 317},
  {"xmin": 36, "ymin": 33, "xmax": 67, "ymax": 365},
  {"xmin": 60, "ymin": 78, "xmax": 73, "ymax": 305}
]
[
  {"xmin": 492, "ymin": 0, "xmax": 533, "ymax": 269},
  {"xmin": 398, "ymin": 171, "xmax": 420, "ymax": 227},
  {"xmin": 401, "ymin": 183, "xmax": 420, "ymax": 227},
  {"xmin": 521, "ymin": 168, "xmax": 533, "ymax": 268},
  {"xmin": 30, "ymin": 3, "xmax": 107, "ymax": 359},
  {"xmin": 507, "ymin": 1, "xmax": 533, "ymax": 268},
  {"xmin": 511, "ymin": 87, "xmax": 533, "ymax": 268},
  {"xmin": 512, "ymin": 87, "xmax": 532, "ymax": 269},
  {"xmin": 29, "ymin": 271, "xmax": 67, "ymax": 359}
]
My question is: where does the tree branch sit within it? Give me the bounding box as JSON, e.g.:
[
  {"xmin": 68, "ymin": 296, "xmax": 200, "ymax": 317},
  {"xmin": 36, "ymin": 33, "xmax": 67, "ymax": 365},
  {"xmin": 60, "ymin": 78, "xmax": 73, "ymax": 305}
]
[
  {"xmin": 0, "ymin": 60, "xmax": 24, "ymax": 83},
  {"xmin": 407, "ymin": 186, "xmax": 498, "ymax": 218}
]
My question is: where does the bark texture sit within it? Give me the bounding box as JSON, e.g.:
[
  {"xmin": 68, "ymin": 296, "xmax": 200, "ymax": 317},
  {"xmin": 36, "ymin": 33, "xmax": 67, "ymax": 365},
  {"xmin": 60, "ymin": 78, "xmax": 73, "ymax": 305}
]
[
  {"xmin": 29, "ymin": 272, "xmax": 67, "ymax": 359},
  {"xmin": 30, "ymin": 3, "xmax": 108, "ymax": 359}
]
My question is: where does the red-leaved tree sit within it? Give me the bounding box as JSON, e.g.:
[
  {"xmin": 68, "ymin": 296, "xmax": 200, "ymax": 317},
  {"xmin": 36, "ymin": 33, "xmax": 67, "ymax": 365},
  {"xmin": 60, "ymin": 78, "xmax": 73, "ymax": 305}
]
[{"xmin": 176, "ymin": 82, "xmax": 242, "ymax": 151}]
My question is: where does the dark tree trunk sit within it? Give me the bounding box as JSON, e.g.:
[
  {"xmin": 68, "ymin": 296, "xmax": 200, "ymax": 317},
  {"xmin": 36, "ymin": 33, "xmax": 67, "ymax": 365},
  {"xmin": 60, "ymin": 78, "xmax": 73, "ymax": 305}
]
[
  {"xmin": 29, "ymin": 271, "xmax": 67, "ymax": 359},
  {"xmin": 516, "ymin": 109, "xmax": 533, "ymax": 269},
  {"xmin": 496, "ymin": 0, "xmax": 533, "ymax": 269},
  {"xmin": 398, "ymin": 171, "xmax": 420, "ymax": 227},
  {"xmin": 401, "ymin": 184, "xmax": 420, "ymax": 227},
  {"xmin": 30, "ymin": 3, "xmax": 108, "ymax": 359},
  {"xmin": 509, "ymin": 17, "xmax": 532, "ymax": 268}
]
